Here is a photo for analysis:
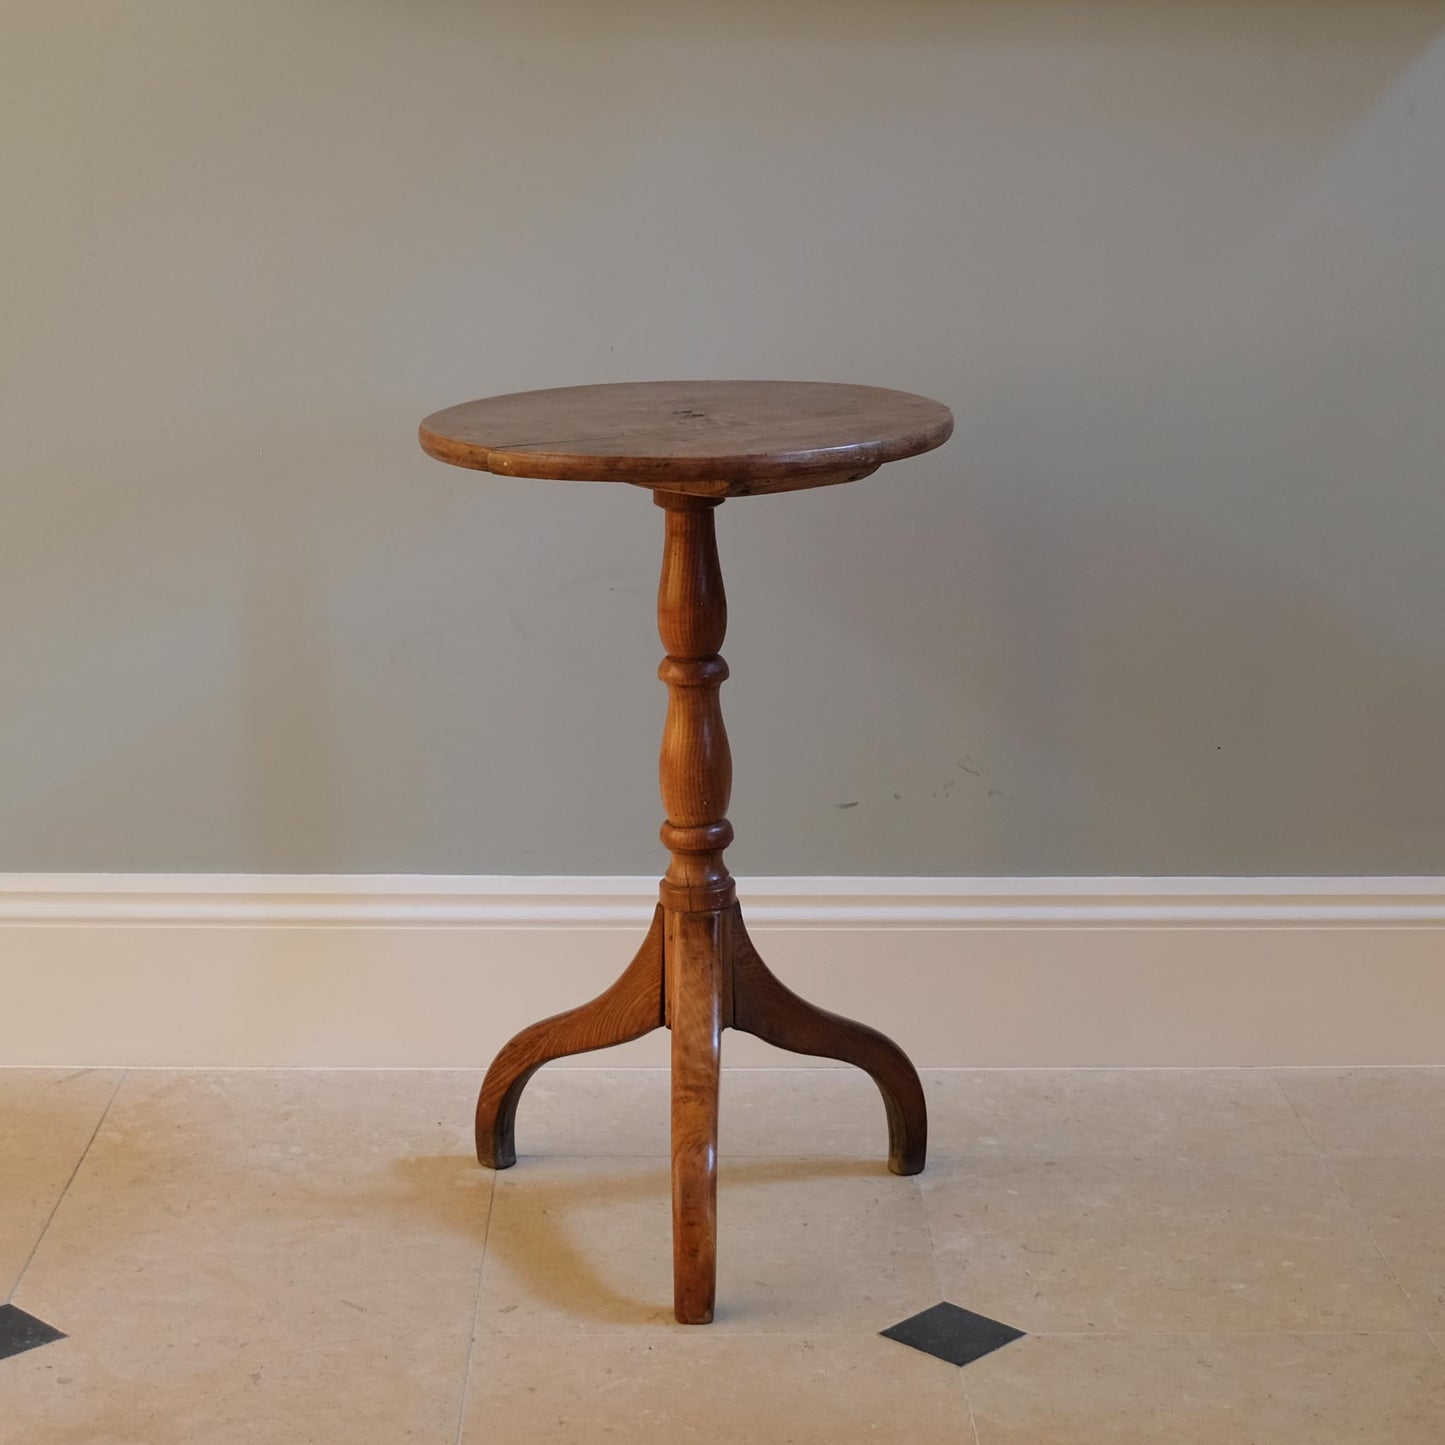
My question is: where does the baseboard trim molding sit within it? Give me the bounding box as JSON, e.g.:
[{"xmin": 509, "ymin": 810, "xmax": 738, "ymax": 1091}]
[
  {"xmin": 6, "ymin": 873, "xmax": 1445, "ymax": 927},
  {"xmin": 4, "ymin": 875, "xmax": 1444, "ymax": 1068}
]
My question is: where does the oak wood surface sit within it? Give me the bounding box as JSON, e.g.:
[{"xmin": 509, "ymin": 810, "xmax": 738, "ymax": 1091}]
[
  {"xmin": 418, "ymin": 380, "xmax": 953, "ymax": 496},
  {"xmin": 732, "ymin": 911, "xmax": 926, "ymax": 1177},
  {"xmin": 667, "ymin": 907, "xmax": 729, "ymax": 1325},
  {"xmin": 654, "ymin": 494, "xmax": 736, "ymax": 1321},
  {"xmin": 422, "ymin": 380, "xmax": 944, "ymax": 1322},
  {"xmin": 473, "ymin": 906, "xmax": 665, "ymax": 1169},
  {"xmin": 655, "ymin": 494, "xmax": 735, "ymax": 914}
]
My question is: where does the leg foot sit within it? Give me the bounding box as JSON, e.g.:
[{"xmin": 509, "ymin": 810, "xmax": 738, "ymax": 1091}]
[
  {"xmin": 730, "ymin": 912, "xmax": 927, "ymax": 1175},
  {"xmin": 475, "ymin": 906, "xmax": 665, "ymax": 1168},
  {"xmin": 668, "ymin": 908, "xmax": 727, "ymax": 1324}
]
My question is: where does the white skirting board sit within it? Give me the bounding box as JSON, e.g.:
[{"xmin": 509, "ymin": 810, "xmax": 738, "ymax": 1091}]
[{"xmin": 2, "ymin": 875, "xmax": 1444, "ymax": 1068}]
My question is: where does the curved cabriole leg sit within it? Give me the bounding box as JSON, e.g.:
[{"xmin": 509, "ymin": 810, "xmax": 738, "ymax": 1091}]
[
  {"xmin": 474, "ymin": 906, "xmax": 665, "ymax": 1168},
  {"xmin": 731, "ymin": 913, "xmax": 927, "ymax": 1176}
]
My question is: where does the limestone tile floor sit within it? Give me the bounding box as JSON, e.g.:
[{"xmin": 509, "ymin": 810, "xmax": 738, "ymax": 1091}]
[{"xmin": 2, "ymin": 1067, "xmax": 1445, "ymax": 1443}]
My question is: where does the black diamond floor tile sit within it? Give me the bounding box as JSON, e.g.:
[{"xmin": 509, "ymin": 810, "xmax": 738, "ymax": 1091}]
[
  {"xmin": 881, "ymin": 1300, "xmax": 1025, "ymax": 1367},
  {"xmin": 0, "ymin": 1304, "xmax": 66, "ymax": 1362}
]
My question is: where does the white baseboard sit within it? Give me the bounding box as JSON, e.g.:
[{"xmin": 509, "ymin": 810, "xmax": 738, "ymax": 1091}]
[{"xmin": 3, "ymin": 875, "xmax": 1444, "ymax": 1068}]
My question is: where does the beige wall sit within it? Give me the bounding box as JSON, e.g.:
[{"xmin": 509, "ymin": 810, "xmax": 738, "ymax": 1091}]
[{"xmin": 4, "ymin": 1, "xmax": 1445, "ymax": 876}]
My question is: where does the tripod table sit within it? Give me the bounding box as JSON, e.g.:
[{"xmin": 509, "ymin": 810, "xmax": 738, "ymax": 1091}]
[{"xmin": 418, "ymin": 380, "xmax": 954, "ymax": 1324}]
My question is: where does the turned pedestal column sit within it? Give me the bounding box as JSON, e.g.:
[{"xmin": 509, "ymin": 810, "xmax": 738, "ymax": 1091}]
[{"xmin": 419, "ymin": 380, "xmax": 952, "ymax": 1324}]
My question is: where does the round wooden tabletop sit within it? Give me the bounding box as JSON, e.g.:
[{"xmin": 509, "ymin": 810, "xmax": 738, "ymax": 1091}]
[{"xmin": 418, "ymin": 380, "xmax": 953, "ymax": 497}]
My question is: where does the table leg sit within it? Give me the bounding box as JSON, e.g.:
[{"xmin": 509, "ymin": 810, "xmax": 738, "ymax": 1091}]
[
  {"xmin": 474, "ymin": 906, "xmax": 665, "ymax": 1168},
  {"xmin": 667, "ymin": 907, "xmax": 729, "ymax": 1324},
  {"xmin": 470, "ymin": 484, "xmax": 925, "ymax": 1327},
  {"xmin": 731, "ymin": 911, "xmax": 927, "ymax": 1176}
]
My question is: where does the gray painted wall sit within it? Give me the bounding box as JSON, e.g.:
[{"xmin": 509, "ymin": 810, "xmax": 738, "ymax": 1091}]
[{"xmin": 4, "ymin": 1, "xmax": 1445, "ymax": 876}]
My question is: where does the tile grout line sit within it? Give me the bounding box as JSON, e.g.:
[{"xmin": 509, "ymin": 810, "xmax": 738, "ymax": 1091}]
[
  {"xmin": 16, "ymin": 1065, "xmax": 1445, "ymax": 1075},
  {"xmin": 1274, "ymin": 1077, "xmax": 1424, "ymax": 1328},
  {"xmin": 452, "ymin": 1165, "xmax": 499, "ymax": 1445},
  {"xmin": 1268, "ymin": 1073, "xmax": 1326, "ymax": 1155},
  {"xmin": 1318, "ymin": 1152, "xmax": 1424, "ymax": 1327},
  {"xmin": 912, "ymin": 1164, "xmax": 983, "ymax": 1445},
  {"xmin": 973, "ymin": 1327, "xmax": 1429, "ymax": 1339},
  {"xmin": 486, "ymin": 1324, "xmax": 1435, "ymax": 1338},
  {"xmin": 8, "ymin": 1069, "xmax": 128, "ymax": 1304}
]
